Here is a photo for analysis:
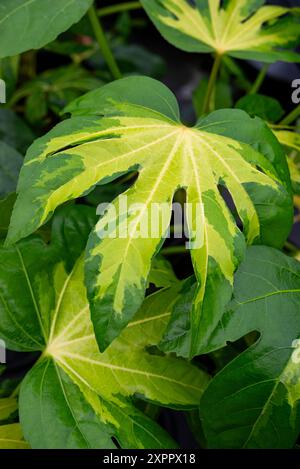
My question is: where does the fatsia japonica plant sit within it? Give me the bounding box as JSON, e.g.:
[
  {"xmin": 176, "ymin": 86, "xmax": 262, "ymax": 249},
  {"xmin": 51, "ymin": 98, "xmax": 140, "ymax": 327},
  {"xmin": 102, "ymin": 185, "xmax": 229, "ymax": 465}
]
[{"xmin": 0, "ymin": 0, "xmax": 300, "ymax": 450}]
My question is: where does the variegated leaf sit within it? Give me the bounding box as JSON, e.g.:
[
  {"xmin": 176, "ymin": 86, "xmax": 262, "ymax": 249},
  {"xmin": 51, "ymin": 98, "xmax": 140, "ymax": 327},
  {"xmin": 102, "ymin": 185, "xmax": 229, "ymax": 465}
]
[
  {"xmin": 141, "ymin": 0, "xmax": 300, "ymax": 62},
  {"xmin": 7, "ymin": 76, "xmax": 293, "ymax": 356},
  {"xmin": 0, "ymin": 207, "xmax": 208, "ymax": 448}
]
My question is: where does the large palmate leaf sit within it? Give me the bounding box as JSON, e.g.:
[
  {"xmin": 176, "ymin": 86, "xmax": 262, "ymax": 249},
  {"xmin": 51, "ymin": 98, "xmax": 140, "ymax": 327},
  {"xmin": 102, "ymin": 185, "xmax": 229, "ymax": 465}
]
[
  {"xmin": 141, "ymin": 0, "xmax": 300, "ymax": 62},
  {"xmin": 0, "ymin": 424, "xmax": 29, "ymax": 449},
  {"xmin": 0, "ymin": 0, "xmax": 93, "ymax": 58},
  {"xmin": 0, "ymin": 207, "xmax": 208, "ymax": 448},
  {"xmin": 200, "ymin": 246, "xmax": 300, "ymax": 448},
  {"xmin": 19, "ymin": 264, "xmax": 207, "ymax": 448},
  {"xmin": 6, "ymin": 76, "xmax": 293, "ymax": 356},
  {"xmin": 234, "ymin": 94, "xmax": 300, "ymax": 194},
  {"xmin": 0, "ymin": 193, "xmax": 16, "ymax": 240}
]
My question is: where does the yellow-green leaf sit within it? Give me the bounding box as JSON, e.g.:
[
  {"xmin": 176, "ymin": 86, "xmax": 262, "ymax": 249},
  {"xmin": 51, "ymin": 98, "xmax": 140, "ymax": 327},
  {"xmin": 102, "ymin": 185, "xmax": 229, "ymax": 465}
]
[
  {"xmin": 273, "ymin": 129, "xmax": 300, "ymax": 194},
  {"xmin": 141, "ymin": 0, "xmax": 300, "ymax": 62}
]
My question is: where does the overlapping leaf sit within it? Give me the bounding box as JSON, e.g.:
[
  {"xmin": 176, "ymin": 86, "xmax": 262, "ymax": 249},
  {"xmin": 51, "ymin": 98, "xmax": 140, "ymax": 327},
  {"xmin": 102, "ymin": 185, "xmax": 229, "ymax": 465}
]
[
  {"xmin": 6, "ymin": 76, "xmax": 293, "ymax": 356},
  {"xmin": 0, "ymin": 368, "xmax": 25, "ymax": 450},
  {"xmin": 0, "ymin": 141, "xmax": 23, "ymax": 197},
  {"xmin": 11, "ymin": 65, "xmax": 103, "ymax": 124},
  {"xmin": 0, "ymin": 109, "xmax": 34, "ymax": 153},
  {"xmin": 235, "ymin": 94, "xmax": 284, "ymax": 122},
  {"xmin": 0, "ymin": 206, "xmax": 208, "ymax": 448},
  {"xmin": 234, "ymin": 93, "xmax": 300, "ymax": 194},
  {"xmin": 0, "ymin": 397, "xmax": 17, "ymax": 421},
  {"xmin": 0, "ymin": 0, "xmax": 93, "ymax": 58},
  {"xmin": 199, "ymin": 246, "xmax": 300, "ymax": 448},
  {"xmin": 141, "ymin": 0, "xmax": 300, "ymax": 62},
  {"xmin": 273, "ymin": 130, "xmax": 300, "ymax": 194},
  {"xmin": 148, "ymin": 255, "xmax": 178, "ymax": 288},
  {"xmin": 0, "ymin": 424, "xmax": 29, "ymax": 449}
]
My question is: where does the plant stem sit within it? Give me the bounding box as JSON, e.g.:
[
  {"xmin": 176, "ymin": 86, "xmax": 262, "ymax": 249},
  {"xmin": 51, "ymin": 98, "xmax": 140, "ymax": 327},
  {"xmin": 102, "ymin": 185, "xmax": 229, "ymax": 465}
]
[
  {"xmin": 202, "ymin": 53, "xmax": 222, "ymax": 114},
  {"xmin": 270, "ymin": 124, "xmax": 296, "ymax": 130},
  {"xmin": 97, "ymin": 1, "xmax": 141, "ymax": 17},
  {"xmin": 279, "ymin": 104, "xmax": 300, "ymax": 126},
  {"xmin": 10, "ymin": 382, "xmax": 22, "ymax": 398},
  {"xmin": 248, "ymin": 63, "xmax": 269, "ymax": 95},
  {"xmin": 88, "ymin": 5, "xmax": 121, "ymax": 80}
]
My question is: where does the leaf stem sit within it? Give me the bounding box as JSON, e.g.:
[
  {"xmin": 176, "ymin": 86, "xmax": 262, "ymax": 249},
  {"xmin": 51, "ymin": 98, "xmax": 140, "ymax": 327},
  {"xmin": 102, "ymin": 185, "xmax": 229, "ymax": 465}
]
[
  {"xmin": 248, "ymin": 63, "xmax": 269, "ymax": 95},
  {"xmin": 279, "ymin": 104, "xmax": 300, "ymax": 126},
  {"xmin": 88, "ymin": 5, "xmax": 121, "ymax": 80},
  {"xmin": 202, "ymin": 53, "xmax": 222, "ymax": 114},
  {"xmin": 97, "ymin": 1, "xmax": 141, "ymax": 17}
]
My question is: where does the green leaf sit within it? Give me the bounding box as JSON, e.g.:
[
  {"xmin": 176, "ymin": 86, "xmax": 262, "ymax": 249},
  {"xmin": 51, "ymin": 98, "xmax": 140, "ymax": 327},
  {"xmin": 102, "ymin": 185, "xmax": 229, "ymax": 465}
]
[
  {"xmin": 222, "ymin": 56, "xmax": 252, "ymax": 92},
  {"xmin": 148, "ymin": 255, "xmax": 178, "ymax": 288},
  {"xmin": 273, "ymin": 130, "xmax": 300, "ymax": 194},
  {"xmin": 0, "ymin": 109, "xmax": 34, "ymax": 153},
  {"xmin": 25, "ymin": 88, "xmax": 47, "ymax": 125},
  {"xmin": 112, "ymin": 44, "xmax": 166, "ymax": 78},
  {"xmin": 200, "ymin": 246, "xmax": 300, "ymax": 448},
  {"xmin": 7, "ymin": 77, "xmax": 293, "ymax": 356},
  {"xmin": 50, "ymin": 204, "xmax": 97, "ymax": 272},
  {"xmin": 19, "ymin": 359, "xmax": 117, "ymax": 449},
  {"xmin": 0, "ymin": 55, "xmax": 20, "ymax": 100},
  {"xmin": 193, "ymin": 78, "xmax": 233, "ymax": 117},
  {"xmin": 273, "ymin": 130, "xmax": 300, "ymax": 153},
  {"xmin": 17, "ymin": 257, "xmax": 208, "ymax": 447},
  {"xmin": 140, "ymin": 0, "xmax": 300, "ymax": 62},
  {"xmin": 14, "ymin": 65, "xmax": 103, "ymax": 122},
  {"xmin": 0, "ymin": 0, "xmax": 93, "ymax": 58},
  {"xmin": 235, "ymin": 94, "xmax": 284, "ymax": 122},
  {"xmin": 42, "ymin": 260, "xmax": 208, "ymax": 409},
  {"xmin": 0, "ymin": 193, "xmax": 17, "ymax": 239},
  {"xmin": 0, "ymin": 397, "xmax": 18, "ymax": 421},
  {"xmin": 0, "ymin": 424, "xmax": 29, "ymax": 449},
  {"xmin": 0, "ymin": 141, "xmax": 23, "ymax": 197}
]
